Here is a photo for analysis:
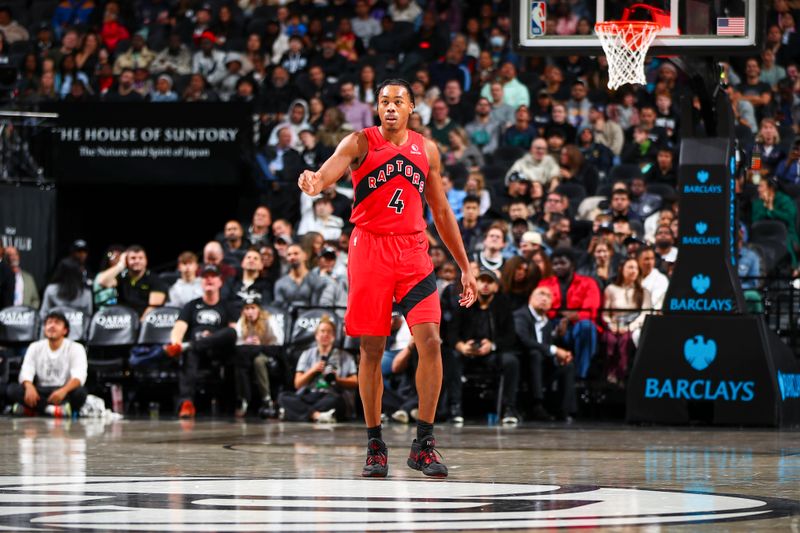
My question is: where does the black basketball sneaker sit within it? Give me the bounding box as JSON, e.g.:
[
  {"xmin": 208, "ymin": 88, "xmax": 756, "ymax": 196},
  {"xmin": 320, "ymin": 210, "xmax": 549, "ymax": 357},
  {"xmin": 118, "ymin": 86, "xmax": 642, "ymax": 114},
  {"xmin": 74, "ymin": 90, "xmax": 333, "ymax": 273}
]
[
  {"xmin": 407, "ymin": 436, "xmax": 448, "ymax": 478},
  {"xmin": 361, "ymin": 438, "xmax": 388, "ymax": 477}
]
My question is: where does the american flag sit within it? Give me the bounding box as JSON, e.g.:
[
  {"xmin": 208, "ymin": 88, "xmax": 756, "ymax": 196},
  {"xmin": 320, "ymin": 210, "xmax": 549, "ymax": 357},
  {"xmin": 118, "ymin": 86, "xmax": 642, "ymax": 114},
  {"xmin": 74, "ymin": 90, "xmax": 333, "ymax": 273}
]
[{"xmin": 717, "ymin": 17, "xmax": 746, "ymax": 36}]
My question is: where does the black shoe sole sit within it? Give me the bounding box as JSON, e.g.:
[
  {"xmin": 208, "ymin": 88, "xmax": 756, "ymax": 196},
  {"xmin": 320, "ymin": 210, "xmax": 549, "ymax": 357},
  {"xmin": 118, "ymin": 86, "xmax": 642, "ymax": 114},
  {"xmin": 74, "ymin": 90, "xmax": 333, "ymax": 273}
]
[
  {"xmin": 361, "ymin": 469, "xmax": 388, "ymax": 478},
  {"xmin": 407, "ymin": 458, "xmax": 448, "ymax": 478}
]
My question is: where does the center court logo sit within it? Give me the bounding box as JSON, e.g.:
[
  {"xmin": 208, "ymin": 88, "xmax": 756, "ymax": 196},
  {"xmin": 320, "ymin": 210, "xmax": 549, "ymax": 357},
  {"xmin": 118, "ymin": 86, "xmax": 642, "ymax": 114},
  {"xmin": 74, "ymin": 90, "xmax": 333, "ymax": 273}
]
[{"xmin": 0, "ymin": 477, "xmax": 796, "ymax": 530}]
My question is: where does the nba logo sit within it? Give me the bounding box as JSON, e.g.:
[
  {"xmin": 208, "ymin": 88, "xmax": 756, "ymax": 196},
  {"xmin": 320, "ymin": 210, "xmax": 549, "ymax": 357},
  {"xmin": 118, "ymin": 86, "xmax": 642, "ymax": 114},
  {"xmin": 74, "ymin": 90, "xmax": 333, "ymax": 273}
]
[{"xmin": 530, "ymin": 1, "xmax": 546, "ymax": 36}]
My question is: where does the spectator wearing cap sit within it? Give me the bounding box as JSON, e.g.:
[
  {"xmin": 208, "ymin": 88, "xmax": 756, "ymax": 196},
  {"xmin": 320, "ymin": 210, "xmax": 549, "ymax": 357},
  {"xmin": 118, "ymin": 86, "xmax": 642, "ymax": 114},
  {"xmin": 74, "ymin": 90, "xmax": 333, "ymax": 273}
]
[
  {"xmin": 309, "ymin": 32, "xmax": 348, "ymax": 79},
  {"xmin": 519, "ymin": 231, "xmax": 545, "ymax": 261},
  {"xmin": 165, "ymin": 263, "xmax": 238, "ymax": 418},
  {"xmin": 168, "ymin": 251, "xmax": 203, "ymax": 309},
  {"xmin": 502, "ymin": 105, "xmax": 538, "ymax": 150},
  {"xmin": 3, "ymin": 246, "xmax": 39, "ymax": 309},
  {"xmin": 6, "ymin": 311, "xmax": 88, "ymax": 417},
  {"xmin": 588, "ymin": 104, "xmax": 624, "ymax": 157},
  {"xmin": 338, "ymin": 81, "xmax": 372, "ymax": 132},
  {"xmin": 216, "ymin": 53, "xmax": 245, "ymax": 101},
  {"xmin": 273, "ymin": 244, "xmax": 336, "ymax": 310},
  {"xmin": 280, "ymin": 35, "xmax": 309, "ymax": 77},
  {"xmin": 538, "ymin": 247, "xmax": 601, "ymax": 379},
  {"xmin": 225, "ymin": 248, "xmax": 273, "ymax": 313},
  {"xmin": 113, "ymin": 33, "xmax": 155, "ymax": 75},
  {"xmin": 150, "ymin": 74, "xmax": 178, "ymax": 102},
  {"xmin": 192, "ymin": 31, "xmax": 226, "ymax": 86},
  {"xmin": 531, "ymin": 89, "xmax": 553, "ymax": 136},
  {"xmin": 312, "ymin": 245, "xmax": 348, "ymax": 307},
  {"xmin": 297, "ymin": 196, "xmax": 344, "ymax": 241},
  {"xmin": 0, "ymin": 7, "xmax": 28, "ymax": 44},
  {"xmin": 40, "ymin": 258, "xmax": 92, "ymax": 321},
  {"xmin": 233, "ymin": 293, "xmax": 281, "ymax": 419},
  {"xmin": 97, "ymin": 245, "xmax": 167, "ymax": 318},
  {"xmin": 505, "ymin": 138, "xmax": 560, "ymax": 187},
  {"xmin": 566, "ymin": 80, "xmax": 592, "ymax": 129},
  {"xmin": 447, "ymin": 269, "xmax": 523, "ymax": 425},
  {"xmin": 150, "ymin": 34, "xmax": 192, "ymax": 77},
  {"xmin": 203, "ymin": 241, "xmax": 237, "ymax": 283}
]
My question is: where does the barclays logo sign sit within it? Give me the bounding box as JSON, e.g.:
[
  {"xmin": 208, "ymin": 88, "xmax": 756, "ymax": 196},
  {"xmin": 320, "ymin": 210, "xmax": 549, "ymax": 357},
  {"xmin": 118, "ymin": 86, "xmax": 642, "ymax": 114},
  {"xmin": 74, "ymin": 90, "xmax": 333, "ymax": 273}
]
[
  {"xmin": 683, "ymin": 169, "xmax": 722, "ymax": 194},
  {"xmin": 668, "ymin": 274, "xmax": 734, "ymax": 312},
  {"xmin": 777, "ymin": 372, "xmax": 800, "ymax": 401},
  {"xmin": 643, "ymin": 335, "xmax": 755, "ymax": 402},
  {"xmin": 682, "ymin": 220, "xmax": 721, "ymax": 245},
  {"xmin": 684, "ymin": 335, "xmax": 716, "ymax": 370}
]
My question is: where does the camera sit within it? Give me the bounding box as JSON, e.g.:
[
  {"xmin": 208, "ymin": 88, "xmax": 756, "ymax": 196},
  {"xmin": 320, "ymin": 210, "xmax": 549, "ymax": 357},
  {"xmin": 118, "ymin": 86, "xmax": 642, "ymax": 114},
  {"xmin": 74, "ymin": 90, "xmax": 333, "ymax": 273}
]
[{"xmin": 320, "ymin": 354, "xmax": 337, "ymax": 384}]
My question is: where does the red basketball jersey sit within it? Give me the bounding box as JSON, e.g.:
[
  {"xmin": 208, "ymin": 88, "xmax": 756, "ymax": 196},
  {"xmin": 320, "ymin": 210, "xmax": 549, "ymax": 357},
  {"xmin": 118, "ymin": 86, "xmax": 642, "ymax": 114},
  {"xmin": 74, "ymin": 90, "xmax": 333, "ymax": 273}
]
[{"xmin": 350, "ymin": 126, "xmax": 429, "ymax": 235}]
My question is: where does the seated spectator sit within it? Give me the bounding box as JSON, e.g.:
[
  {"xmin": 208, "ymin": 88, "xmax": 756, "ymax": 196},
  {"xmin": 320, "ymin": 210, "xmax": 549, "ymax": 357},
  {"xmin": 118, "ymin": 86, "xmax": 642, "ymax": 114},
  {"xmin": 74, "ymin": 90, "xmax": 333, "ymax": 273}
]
[
  {"xmin": 278, "ymin": 315, "xmax": 357, "ymax": 423},
  {"xmin": 513, "ymin": 286, "xmax": 576, "ymax": 421},
  {"xmin": 502, "ymin": 105, "xmax": 538, "ymax": 150},
  {"xmin": 225, "ymin": 248, "xmax": 272, "ymax": 312},
  {"xmin": 653, "ymin": 224, "xmax": 679, "ymax": 266},
  {"xmin": 621, "ymin": 126, "xmax": 659, "ymax": 166},
  {"xmin": 273, "ymin": 244, "xmax": 335, "ymax": 309},
  {"xmin": 92, "ymin": 245, "xmax": 125, "ymax": 309},
  {"xmin": 168, "ymin": 251, "xmax": 203, "ymax": 308},
  {"xmin": 465, "ymin": 97, "xmax": 502, "ymax": 156},
  {"xmin": 113, "ymin": 33, "xmax": 155, "ymax": 74},
  {"xmin": 463, "ymin": 171, "xmax": 492, "ymax": 217},
  {"xmin": 99, "ymin": 2, "xmax": 130, "ymax": 54},
  {"xmin": 297, "ymin": 196, "xmax": 344, "ymax": 240},
  {"xmin": 481, "ymin": 62, "xmax": 530, "ymax": 110},
  {"xmin": 233, "ymin": 294, "xmax": 281, "ymax": 419},
  {"xmin": 103, "ymin": 68, "xmax": 144, "ymax": 102},
  {"xmin": 247, "ymin": 206, "xmax": 272, "ymax": 248},
  {"xmin": 489, "ymin": 81, "xmax": 516, "ymax": 128},
  {"xmin": 472, "ymin": 223, "xmax": 507, "ymax": 274},
  {"xmin": 775, "ymin": 138, "xmax": 800, "ymax": 185},
  {"xmin": 544, "ymin": 104, "xmax": 577, "ymax": 145},
  {"xmin": 299, "ymin": 129, "xmax": 333, "ymax": 171},
  {"xmin": 312, "ymin": 245, "xmax": 348, "ymax": 307},
  {"xmin": 338, "ymin": 80, "xmax": 372, "ymax": 132},
  {"xmin": 150, "ymin": 33, "xmax": 192, "ymax": 77},
  {"xmin": 519, "ymin": 231, "xmax": 545, "ymax": 261},
  {"xmin": 737, "ymin": 57, "xmax": 773, "ymax": 122},
  {"xmin": 280, "ymin": 35, "xmax": 309, "ymax": 77},
  {"xmin": 557, "ymin": 144, "xmax": 598, "ymax": 195},
  {"xmin": 533, "ymin": 190, "xmax": 569, "ymax": 231},
  {"xmin": 538, "ymin": 248, "xmax": 601, "ymax": 379},
  {"xmin": 751, "ymin": 118, "xmax": 786, "ymax": 176},
  {"xmin": 588, "ymin": 104, "xmax": 624, "ymax": 156},
  {"xmin": 506, "ymin": 138, "xmax": 560, "ymax": 187},
  {"xmin": 544, "ymin": 214, "xmax": 572, "ymax": 250},
  {"xmin": 629, "ymin": 176, "xmax": 662, "ymax": 220},
  {"xmin": 448, "ymin": 270, "xmax": 522, "ymax": 425},
  {"xmin": 256, "ymin": 126, "xmax": 304, "ymax": 186},
  {"xmin": 98, "ymin": 245, "xmax": 166, "ymax": 318},
  {"xmin": 40, "ymin": 258, "xmax": 92, "ymax": 320},
  {"xmin": 638, "ymin": 246, "xmax": 668, "ymax": 310},
  {"xmin": 579, "ymin": 237, "xmax": 617, "ymax": 291},
  {"xmin": 221, "ymin": 220, "xmax": 248, "ymax": 266},
  {"xmin": 753, "ymin": 177, "xmax": 800, "ymax": 270},
  {"xmin": 444, "ymin": 127, "xmax": 484, "ymax": 169},
  {"xmin": 566, "ymin": 80, "xmax": 592, "ymax": 128},
  {"xmin": 600, "ymin": 258, "xmax": 651, "ymax": 386},
  {"xmin": 165, "ymin": 264, "xmax": 238, "ymax": 418},
  {"xmin": 6, "ymin": 311, "xmax": 87, "ymax": 417},
  {"xmin": 3, "ymin": 246, "xmax": 39, "ymax": 308},
  {"xmin": 645, "ymin": 147, "xmax": 678, "ymax": 187},
  {"xmin": 182, "ymin": 73, "xmax": 219, "ymax": 102},
  {"xmin": 442, "ymin": 79, "xmax": 474, "ymax": 127},
  {"xmin": 203, "ymin": 241, "xmax": 236, "ymax": 282},
  {"xmin": 609, "ymin": 187, "xmax": 642, "ymax": 223},
  {"xmin": 457, "ymin": 195, "xmax": 486, "ymax": 253},
  {"xmin": 192, "ymin": 31, "xmax": 226, "ymax": 87},
  {"xmin": 216, "ymin": 53, "xmax": 245, "ymax": 101},
  {"xmin": 577, "ymin": 126, "xmax": 614, "ymax": 178},
  {"xmin": 633, "ymin": 104, "xmax": 669, "ymax": 147},
  {"xmin": 500, "ymin": 255, "xmax": 541, "ymax": 310},
  {"xmin": 316, "ymin": 107, "xmax": 352, "ymax": 150},
  {"xmin": 150, "ymin": 74, "xmax": 179, "ymax": 102},
  {"xmin": 429, "ymin": 98, "xmax": 457, "ymax": 148},
  {"xmin": 0, "ymin": 7, "xmax": 29, "ymax": 44}
]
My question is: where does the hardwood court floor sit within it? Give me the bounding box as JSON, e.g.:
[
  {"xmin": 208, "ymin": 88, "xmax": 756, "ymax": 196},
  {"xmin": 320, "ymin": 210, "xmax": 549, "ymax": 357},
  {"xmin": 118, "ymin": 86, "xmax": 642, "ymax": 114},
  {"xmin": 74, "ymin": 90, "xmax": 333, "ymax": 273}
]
[{"xmin": 0, "ymin": 417, "xmax": 798, "ymax": 531}]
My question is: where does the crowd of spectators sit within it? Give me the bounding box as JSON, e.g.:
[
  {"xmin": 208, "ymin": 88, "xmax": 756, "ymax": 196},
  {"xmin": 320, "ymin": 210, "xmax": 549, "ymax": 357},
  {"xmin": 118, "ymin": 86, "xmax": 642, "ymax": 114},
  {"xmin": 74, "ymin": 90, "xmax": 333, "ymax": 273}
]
[{"xmin": 2, "ymin": 0, "xmax": 800, "ymax": 423}]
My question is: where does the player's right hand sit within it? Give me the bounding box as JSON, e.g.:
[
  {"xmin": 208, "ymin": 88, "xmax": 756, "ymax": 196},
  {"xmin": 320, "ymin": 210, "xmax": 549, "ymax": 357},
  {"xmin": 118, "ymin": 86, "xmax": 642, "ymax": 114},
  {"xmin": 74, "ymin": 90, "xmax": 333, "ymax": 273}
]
[{"xmin": 298, "ymin": 169, "xmax": 324, "ymax": 196}]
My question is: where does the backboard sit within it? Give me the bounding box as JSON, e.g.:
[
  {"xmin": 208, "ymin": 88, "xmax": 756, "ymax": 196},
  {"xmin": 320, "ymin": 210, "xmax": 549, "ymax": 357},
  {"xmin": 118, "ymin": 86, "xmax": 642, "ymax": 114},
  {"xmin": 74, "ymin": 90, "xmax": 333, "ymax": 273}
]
[{"xmin": 512, "ymin": 0, "xmax": 762, "ymax": 56}]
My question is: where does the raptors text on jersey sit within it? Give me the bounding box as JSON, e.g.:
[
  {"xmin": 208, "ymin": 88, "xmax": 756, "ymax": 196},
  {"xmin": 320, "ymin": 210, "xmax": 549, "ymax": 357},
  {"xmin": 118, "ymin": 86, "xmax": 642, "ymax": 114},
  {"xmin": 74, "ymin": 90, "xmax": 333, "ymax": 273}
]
[{"xmin": 350, "ymin": 126, "xmax": 430, "ymax": 234}]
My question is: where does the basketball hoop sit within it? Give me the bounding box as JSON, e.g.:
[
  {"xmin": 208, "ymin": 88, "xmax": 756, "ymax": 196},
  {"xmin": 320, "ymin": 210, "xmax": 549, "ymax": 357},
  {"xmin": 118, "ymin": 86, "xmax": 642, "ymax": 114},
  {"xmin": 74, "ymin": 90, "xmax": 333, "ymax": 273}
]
[{"xmin": 595, "ymin": 21, "xmax": 662, "ymax": 90}]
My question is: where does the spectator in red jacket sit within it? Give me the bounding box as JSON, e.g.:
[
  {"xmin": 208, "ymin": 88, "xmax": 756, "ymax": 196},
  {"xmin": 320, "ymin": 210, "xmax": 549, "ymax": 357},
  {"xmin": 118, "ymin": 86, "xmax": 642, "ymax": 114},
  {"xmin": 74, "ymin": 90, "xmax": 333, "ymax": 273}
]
[{"xmin": 538, "ymin": 247, "xmax": 600, "ymax": 379}]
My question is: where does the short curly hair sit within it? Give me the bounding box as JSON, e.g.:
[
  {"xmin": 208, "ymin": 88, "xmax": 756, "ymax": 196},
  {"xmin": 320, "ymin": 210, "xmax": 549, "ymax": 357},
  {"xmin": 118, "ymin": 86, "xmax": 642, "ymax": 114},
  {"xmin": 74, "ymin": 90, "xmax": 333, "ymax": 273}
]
[{"xmin": 375, "ymin": 78, "xmax": 415, "ymax": 105}]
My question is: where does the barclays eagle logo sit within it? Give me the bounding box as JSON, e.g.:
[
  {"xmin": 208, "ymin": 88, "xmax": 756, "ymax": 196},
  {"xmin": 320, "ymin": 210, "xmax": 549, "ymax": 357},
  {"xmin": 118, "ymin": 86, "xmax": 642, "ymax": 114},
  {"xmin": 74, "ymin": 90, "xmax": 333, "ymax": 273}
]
[
  {"xmin": 695, "ymin": 221, "xmax": 708, "ymax": 235},
  {"xmin": 691, "ymin": 274, "xmax": 710, "ymax": 295},
  {"xmin": 684, "ymin": 335, "xmax": 717, "ymax": 371},
  {"xmin": 697, "ymin": 170, "xmax": 710, "ymax": 183}
]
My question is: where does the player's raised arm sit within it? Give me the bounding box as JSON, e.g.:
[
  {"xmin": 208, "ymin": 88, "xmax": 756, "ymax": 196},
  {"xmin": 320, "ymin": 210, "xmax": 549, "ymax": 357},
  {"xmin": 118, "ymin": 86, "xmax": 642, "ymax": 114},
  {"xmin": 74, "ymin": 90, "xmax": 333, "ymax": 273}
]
[
  {"xmin": 298, "ymin": 131, "xmax": 367, "ymax": 196},
  {"xmin": 423, "ymin": 137, "xmax": 477, "ymax": 308}
]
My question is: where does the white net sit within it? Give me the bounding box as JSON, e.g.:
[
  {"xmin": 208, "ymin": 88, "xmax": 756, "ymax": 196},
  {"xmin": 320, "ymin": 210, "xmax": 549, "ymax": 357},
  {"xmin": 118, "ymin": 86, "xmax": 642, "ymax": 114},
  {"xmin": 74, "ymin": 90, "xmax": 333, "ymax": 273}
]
[{"xmin": 595, "ymin": 21, "xmax": 662, "ymax": 90}]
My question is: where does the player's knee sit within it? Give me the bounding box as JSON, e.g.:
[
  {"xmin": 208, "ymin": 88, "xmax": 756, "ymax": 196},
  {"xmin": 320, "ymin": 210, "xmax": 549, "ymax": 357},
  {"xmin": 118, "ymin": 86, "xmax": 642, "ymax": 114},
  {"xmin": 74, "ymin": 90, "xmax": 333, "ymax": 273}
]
[{"xmin": 417, "ymin": 333, "xmax": 442, "ymax": 353}]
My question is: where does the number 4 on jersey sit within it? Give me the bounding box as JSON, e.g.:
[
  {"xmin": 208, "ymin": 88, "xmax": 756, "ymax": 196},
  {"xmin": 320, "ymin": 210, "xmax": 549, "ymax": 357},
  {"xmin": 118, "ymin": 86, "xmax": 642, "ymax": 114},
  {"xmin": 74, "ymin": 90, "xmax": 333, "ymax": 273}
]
[{"xmin": 388, "ymin": 188, "xmax": 404, "ymax": 213}]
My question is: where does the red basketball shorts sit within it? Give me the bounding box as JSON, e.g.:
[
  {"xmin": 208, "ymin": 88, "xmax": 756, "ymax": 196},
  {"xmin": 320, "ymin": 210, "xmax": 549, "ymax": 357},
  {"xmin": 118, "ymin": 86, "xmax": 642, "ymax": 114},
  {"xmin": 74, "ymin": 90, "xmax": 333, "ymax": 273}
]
[{"xmin": 345, "ymin": 226, "xmax": 440, "ymax": 337}]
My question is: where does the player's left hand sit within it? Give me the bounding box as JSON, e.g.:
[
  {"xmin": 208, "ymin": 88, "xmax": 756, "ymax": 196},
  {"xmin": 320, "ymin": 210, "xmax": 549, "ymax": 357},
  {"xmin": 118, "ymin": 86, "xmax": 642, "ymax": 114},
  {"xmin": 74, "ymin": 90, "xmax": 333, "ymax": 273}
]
[{"xmin": 459, "ymin": 271, "xmax": 477, "ymax": 308}]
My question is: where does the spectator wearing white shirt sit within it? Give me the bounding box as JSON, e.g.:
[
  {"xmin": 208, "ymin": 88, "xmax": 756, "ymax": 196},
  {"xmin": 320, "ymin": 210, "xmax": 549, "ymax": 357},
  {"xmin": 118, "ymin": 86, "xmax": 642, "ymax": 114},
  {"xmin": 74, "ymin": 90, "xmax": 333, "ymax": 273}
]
[
  {"xmin": 351, "ymin": 0, "xmax": 381, "ymax": 48},
  {"xmin": 638, "ymin": 247, "xmax": 669, "ymax": 310},
  {"xmin": 168, "ymin": 251, "xmax": 203, "ymax": 308},
  {"xmin": 388, "ymin": 0, "xmax": 422, "ymax": 24},
  {"xmin": 297, "ymin": 196, "xmax": 344, "ymax": 241},
  {"xmin": 191, "ymin": 31, "xmax": 227, "ymax": 86},
  {"xmin": 6, "ymin": 311, "xmax": 88, "ymax": 416}
]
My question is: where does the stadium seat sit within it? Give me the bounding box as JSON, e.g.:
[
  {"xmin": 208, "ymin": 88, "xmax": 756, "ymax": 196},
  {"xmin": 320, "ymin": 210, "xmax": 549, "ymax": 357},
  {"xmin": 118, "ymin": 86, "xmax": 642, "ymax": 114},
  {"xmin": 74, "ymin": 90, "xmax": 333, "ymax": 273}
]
[
  {"xmin": 609, "ymin": 164, "xmax": 642, "ymax": 181},
  {"xmin": 0, "ymin": 305, "xmax": 39, "ymax": 343},
  {"xmin": 137, "ymin": 306, "xmax": 181, "ymax": 345},
  {"xmin": 263, "ymin": 304, "xmax": 289, "ymax": 347},
  {"xmin": 492, "ymin": 146, "xmax": 525, "ymax": 166},
  {"xmin": 87, "ymin": 306, "xmax": 140, "ymax": 381},
  {"xmin": 646, "ymin": 183, "xmax": 677, "ymax": 200},
  {"xmin": 750, "ymin": 220, "xmax": 788, "ymax": 244}
]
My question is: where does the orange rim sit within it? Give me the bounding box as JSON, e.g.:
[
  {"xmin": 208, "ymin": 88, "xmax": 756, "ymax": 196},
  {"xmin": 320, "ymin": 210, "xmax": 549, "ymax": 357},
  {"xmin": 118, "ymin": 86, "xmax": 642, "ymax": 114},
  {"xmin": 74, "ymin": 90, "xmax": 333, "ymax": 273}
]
[{"xmin": 595, "ymin": 21, "xmax": 662, "ymax": 50}]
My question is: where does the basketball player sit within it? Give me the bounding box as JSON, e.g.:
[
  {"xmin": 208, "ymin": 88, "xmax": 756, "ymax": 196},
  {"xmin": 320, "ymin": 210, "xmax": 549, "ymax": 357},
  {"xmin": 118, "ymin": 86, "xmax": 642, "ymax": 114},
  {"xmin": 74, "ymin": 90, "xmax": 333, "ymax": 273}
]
[{"xmin": 298, "ymin": 79, "xmax": 477, "ymax": 478}]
